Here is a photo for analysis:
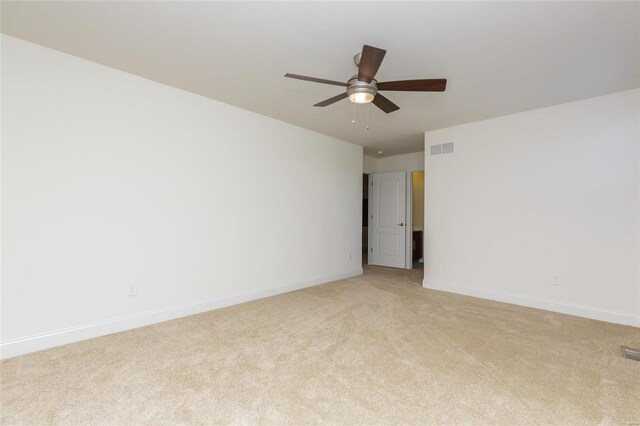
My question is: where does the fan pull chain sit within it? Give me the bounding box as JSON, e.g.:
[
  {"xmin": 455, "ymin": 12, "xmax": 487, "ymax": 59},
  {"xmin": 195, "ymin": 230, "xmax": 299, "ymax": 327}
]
[
  {"xmin": 352, "ymin": 103, "xmax": 356, "ymax": 124},
  {"xmin": 366, "ymin": 104, "xmax": 370, "ymax": 130}
]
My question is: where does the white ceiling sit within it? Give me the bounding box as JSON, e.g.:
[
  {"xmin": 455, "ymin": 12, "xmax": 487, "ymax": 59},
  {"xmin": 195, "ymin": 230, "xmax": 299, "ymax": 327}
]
[{"xmin": 2, "ymin": 1, "xmax": 639, "ymax": 156}]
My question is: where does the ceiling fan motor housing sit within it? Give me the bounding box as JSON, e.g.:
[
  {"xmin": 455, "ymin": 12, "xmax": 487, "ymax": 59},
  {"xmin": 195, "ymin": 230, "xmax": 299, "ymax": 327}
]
[{"xmin": 346, "ymin": 75, "xmax": 378, "ymax": 99}]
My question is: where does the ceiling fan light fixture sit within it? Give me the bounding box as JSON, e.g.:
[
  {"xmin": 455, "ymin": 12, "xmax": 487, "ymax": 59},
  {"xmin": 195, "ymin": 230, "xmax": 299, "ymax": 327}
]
[
  {"xmin": 284, "ymin": 44, "xmax": 447, "ymax": 113},
  {"xmin": 346, "ymin": 76, "xmax": 377, "ymax": 104},
  {"xmin": 349, "ymin": 92, "xmax": 375, "ymax": 104}
]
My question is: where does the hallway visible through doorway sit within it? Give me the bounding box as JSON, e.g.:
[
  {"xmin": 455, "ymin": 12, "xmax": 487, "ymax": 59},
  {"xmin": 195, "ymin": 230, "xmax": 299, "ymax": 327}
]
[{"xmin": 412, "ymin": 171, "xmax": 424, "ymax": 269}]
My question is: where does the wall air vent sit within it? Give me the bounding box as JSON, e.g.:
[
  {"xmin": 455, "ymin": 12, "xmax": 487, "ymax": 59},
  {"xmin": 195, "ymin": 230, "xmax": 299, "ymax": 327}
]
[{"xmin": 431, "ymin": 142, "xmax": 454, "ymax": 156}]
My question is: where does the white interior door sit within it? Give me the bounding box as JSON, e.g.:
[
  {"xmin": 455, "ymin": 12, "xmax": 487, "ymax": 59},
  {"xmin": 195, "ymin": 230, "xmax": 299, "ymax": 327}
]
[{"xmin": 369, "ymin": 171, "xmax": 406, "ymax": 268}]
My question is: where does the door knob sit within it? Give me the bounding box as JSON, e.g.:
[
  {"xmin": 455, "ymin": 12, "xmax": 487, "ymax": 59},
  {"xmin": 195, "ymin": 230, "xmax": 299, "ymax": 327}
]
[{"xmin": 398, "ymin": 223, "xmax": 404, "ymax": 226}]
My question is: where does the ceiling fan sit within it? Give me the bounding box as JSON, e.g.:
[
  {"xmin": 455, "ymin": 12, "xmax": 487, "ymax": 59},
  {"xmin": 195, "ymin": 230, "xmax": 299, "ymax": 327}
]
[{"xmin": 285, "ymin": 44, "xmax": 447, "ymax": 113}]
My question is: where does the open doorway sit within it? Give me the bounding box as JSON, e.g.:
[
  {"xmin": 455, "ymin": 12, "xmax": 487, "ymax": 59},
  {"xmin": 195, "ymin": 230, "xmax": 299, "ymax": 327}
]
[
  {"xmin": 366, "ymin": 170, "xmax": 425, "ymax": 271},
  {"xmin": 411, "ymin": 171, "xmax": 425, "ymax": 269},
  {"xmin": 362, "ymin": 174, "xmax": 369, "ymax": 266}
]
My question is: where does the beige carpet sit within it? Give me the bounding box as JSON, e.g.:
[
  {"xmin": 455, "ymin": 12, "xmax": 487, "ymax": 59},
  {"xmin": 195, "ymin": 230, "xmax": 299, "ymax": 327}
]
[{"xmin": 2, "ymin": 266, "xmax": 639, "ymax": 425}]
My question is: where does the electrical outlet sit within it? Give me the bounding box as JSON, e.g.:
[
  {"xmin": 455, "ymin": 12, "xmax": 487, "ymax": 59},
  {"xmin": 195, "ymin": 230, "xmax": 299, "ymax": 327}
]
[
  {"xmin": 552, "ymin": 274, "xmax": 561, "ymax": 286},
  {"xmin": 128, "ymin": 282, "xmax": 138, "ymax": 297}
]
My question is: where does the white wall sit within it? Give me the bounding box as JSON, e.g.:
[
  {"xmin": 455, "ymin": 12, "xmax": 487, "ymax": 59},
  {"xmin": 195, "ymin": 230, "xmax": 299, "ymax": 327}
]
[
  {"xmin": 363, "ymin": 151, "xmax": 424, "ymax": 174},
  {"xmin": 363, "ymin": 154, "xmax": 377, "ymax": 174},
  {"xmin": 1, "ymin": 36, "xmax": 363, "ymax": 358},
  {"xmin": 375, "ymin": 152, "xmax": 424, "ymax": 173},
  {"xmin": 423, "ymin": 89, "xmax": 640, "ymax": 326}
]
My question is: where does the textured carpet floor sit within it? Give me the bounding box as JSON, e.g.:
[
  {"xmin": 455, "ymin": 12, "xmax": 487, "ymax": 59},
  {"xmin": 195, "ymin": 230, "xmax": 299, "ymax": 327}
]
[{"xmin": 1, "ymin": 265, "xmax": 639, "ymax": 425}]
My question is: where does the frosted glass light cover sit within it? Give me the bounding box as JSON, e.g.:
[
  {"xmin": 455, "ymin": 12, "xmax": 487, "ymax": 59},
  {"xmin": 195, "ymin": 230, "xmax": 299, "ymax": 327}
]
[{"xmin": 349, "ymin": 92, "xmax": 374, "ymax": 104}]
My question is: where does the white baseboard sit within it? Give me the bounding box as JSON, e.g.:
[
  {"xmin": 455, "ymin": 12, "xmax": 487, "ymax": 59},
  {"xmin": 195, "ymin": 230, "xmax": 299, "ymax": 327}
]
[
  {"xmin": 422, "ymin": 279, "xmax": 639, "ymax": 328},
  {"xmin": 1, "ymin": 268, "xmax": 363, "ymax": 360}
]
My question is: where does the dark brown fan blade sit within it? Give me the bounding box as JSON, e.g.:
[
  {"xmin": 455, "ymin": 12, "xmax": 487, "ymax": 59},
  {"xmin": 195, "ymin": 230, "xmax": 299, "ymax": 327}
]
[
  {"xmin": 284, "ymin": 73, "xmax": 347, "ymax": 87},
  {"xmin": 372, "ymin": 93, "xmax": 400, "ymax": 113},
  {"xmin": 358, "ymin": 45, "xmax": 386, "ymax": 83},
  {"xmin": 377, "ymin": 79, "xmax": 447, "ymax": 92},
  {"xmin": 314, "ymin": 92, "xmax": 348, "ymax": 107}
]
